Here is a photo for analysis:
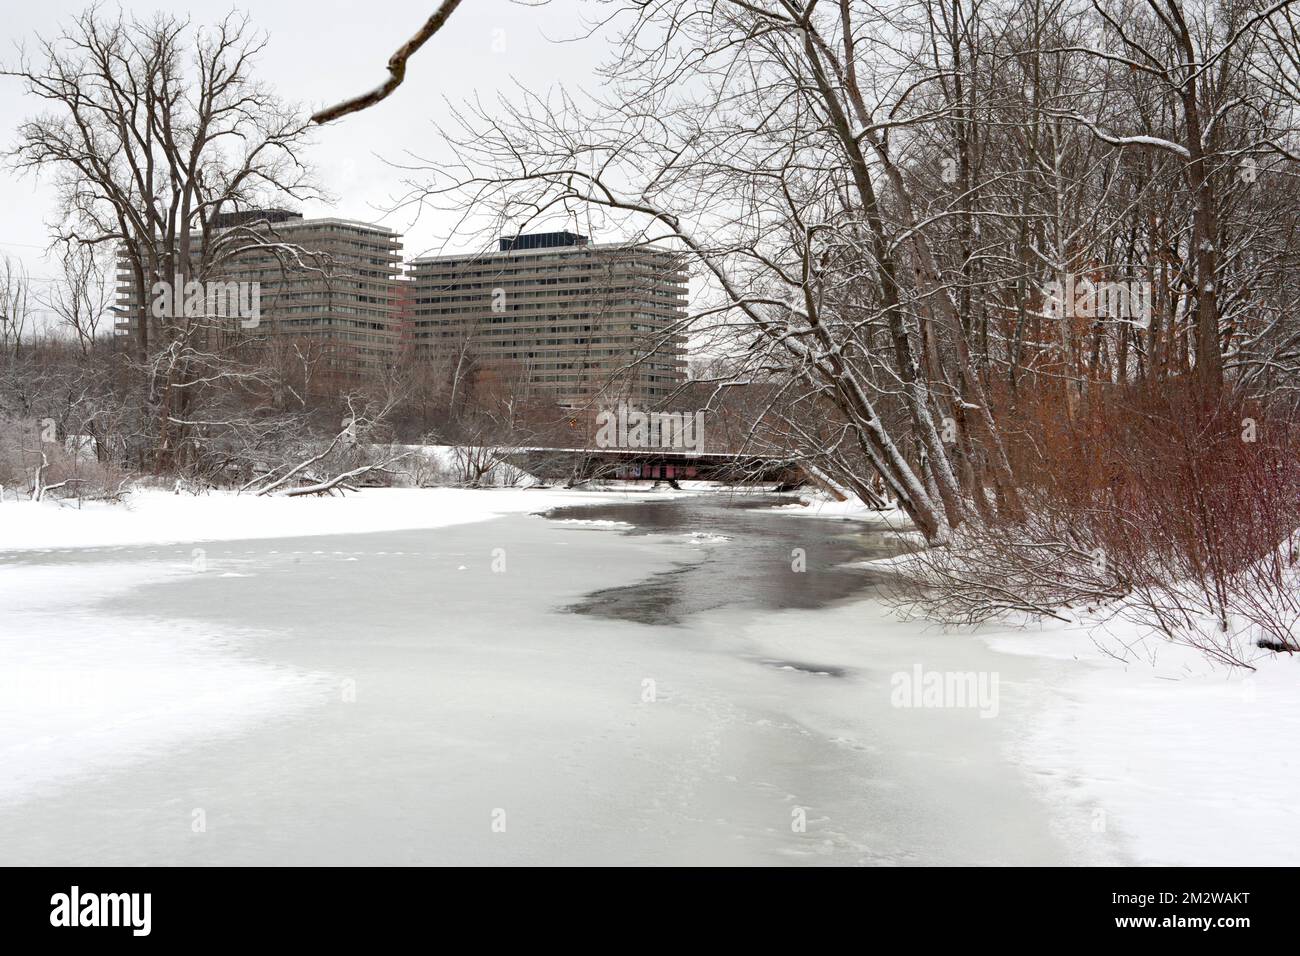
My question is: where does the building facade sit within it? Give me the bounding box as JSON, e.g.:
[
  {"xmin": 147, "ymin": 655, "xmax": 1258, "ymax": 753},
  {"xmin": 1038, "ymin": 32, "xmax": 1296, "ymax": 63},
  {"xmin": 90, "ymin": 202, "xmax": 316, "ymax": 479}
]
[
  {"xmin": 407, "ymin": 232, "xmax": 688, "ymax": 408},
  {"xmin": 116, "ymin": 210, "xmax": 402, "ymax": 384}
]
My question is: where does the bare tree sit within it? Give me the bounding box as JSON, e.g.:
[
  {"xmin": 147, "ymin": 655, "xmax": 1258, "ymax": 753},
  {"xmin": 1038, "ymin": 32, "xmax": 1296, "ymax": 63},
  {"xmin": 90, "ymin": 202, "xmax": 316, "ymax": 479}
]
[
  {"xmin": 40, "ymin": 243, "xmax": 113, "ymax": 355},
  {"xmin": 4, "ymin": 8, "xmax": 320, "ymax": 471},
  {"xmin": 0, "ymin": 255, "xmax": 30, "ymax": 355}
]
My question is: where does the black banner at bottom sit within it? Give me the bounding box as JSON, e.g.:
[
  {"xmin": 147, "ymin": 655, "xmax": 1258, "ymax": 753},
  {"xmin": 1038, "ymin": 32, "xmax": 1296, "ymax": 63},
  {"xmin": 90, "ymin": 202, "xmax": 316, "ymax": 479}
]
[{"xmin": 0, "ymin": 866, "xmax": 1277, "ymax": 944}]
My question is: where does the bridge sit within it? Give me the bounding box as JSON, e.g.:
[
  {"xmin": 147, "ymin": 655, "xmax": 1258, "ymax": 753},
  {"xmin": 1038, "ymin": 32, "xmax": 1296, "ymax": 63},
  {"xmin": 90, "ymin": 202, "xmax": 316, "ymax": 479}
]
[{"xmin": 506, "ymin": 446, "xmax": 809, "ymax": 487}]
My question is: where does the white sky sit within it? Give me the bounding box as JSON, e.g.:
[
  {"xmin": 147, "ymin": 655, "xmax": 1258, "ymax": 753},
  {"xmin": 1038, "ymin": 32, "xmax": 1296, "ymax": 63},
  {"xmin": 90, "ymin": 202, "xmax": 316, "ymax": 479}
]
[{"xmin": 0, "ymin": 0, "xmax": 614, "ymax": 309}]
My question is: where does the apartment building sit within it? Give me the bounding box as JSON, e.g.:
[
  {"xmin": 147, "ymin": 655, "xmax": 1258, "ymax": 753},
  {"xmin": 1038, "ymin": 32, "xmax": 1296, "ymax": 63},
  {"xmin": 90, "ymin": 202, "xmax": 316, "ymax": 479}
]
[
  {"xmin": 407, "ymin": 231, "xmax": 688, "ymax": 408},
  {"xmin": 115, "ymin": 210, "xmax": 402, "ymax": 384}
]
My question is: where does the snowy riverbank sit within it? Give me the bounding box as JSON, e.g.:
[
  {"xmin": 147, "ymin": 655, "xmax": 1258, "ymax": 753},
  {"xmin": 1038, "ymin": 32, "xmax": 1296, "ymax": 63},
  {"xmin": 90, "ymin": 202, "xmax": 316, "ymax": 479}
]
[
  {"xmin": 774, "ymin": 491, "xmax": 1300, "ymax": 865},
  {"xmin": 984, "ymin": 616, "xmax": 1300, "ymax": 865},
  {"xmin": 0, "ymin": 485, "xmax": 693, "ymax": 553}
]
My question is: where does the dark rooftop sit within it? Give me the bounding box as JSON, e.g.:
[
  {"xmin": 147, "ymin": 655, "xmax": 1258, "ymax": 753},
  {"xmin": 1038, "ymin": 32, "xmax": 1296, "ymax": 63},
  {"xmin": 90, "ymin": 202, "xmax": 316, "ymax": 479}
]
[{"xmin": 498, "ymin": 231, "xmax": 589, "ymax": 252}]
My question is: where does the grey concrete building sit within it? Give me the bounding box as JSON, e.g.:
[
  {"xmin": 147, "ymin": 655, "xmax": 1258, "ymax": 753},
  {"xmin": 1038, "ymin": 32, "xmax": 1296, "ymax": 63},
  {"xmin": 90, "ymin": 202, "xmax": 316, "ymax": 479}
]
[
  {"xmin": 407, "ymin": 232, "xmax": 688, "ymax": 408},
  {"xmin": 115, "ymin": 210, "xmax": 402, "ymax": 385}
]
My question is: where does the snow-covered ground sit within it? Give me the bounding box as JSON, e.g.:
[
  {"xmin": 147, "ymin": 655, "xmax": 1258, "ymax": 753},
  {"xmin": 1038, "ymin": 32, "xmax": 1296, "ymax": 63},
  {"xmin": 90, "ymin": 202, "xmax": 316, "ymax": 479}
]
[
  {"xmin": 985, "ymin": 618, "xmax": 1300, "ymax": 866},
  {"xmin": 0, "ymin": 486, "xmax": 683, "ymax": 552},
  {"xmin": 775, "ymin": 492, "xmax": 1300, "ymax": 866},
  {"xmin": 1, "ymin": 485, "xmax": 1295, "ymax": 865},
  {"xmin": 769, "ymin": 495, "xmax": 904, "ymax": 522}
]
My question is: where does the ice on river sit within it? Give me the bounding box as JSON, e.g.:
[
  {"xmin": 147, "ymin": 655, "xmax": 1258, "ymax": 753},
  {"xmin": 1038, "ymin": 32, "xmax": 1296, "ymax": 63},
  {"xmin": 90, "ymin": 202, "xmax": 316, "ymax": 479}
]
[
  {"xmin": 1, "ymin": 489, "xmax": 1291, "ymax": 866},
  {"xmin": 0, "ymin": 563, "xmax": 329, "ymax": 805},
  {"xmin": 0, "ymin": 492, "xmax": 1106, "ymax": 865}
]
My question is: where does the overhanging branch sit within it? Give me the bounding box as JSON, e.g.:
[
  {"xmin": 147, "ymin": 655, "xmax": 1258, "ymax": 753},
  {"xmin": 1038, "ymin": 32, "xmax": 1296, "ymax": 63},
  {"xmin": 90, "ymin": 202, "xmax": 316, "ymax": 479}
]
[{"xmin": 311, "ymin": 0, "xmax": 466, "ymax": 124}]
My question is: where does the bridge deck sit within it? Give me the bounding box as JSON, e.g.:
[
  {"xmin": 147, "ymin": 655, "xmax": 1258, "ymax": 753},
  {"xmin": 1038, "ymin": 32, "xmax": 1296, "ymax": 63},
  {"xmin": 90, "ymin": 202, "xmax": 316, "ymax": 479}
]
[{"xmin": 508, "ymin": 446, "xmax": 803, "ymax": 484}]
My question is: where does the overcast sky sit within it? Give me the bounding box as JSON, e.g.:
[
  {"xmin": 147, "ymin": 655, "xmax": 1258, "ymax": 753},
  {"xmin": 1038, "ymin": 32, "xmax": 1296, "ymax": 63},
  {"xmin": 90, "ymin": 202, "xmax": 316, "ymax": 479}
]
[{"xmin": 0, "ymin": 0, "xmax": 612, "ymax": 308}]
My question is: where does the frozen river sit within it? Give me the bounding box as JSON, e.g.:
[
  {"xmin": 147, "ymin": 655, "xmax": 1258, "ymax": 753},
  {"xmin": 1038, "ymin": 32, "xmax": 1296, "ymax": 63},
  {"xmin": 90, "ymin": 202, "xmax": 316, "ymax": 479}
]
[{"xmin": 0, "ymin": 493, "xmax": 1121, "ymax": 865}]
